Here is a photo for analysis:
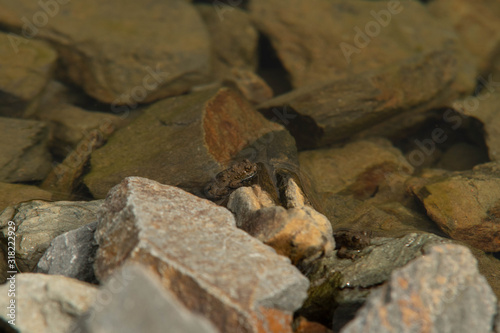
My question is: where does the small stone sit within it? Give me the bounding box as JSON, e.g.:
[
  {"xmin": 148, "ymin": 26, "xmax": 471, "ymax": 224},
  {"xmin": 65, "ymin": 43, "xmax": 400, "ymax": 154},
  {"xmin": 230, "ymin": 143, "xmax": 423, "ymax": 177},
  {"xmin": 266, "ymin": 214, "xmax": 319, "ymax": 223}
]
[
  {"xmin": 341, "ymin": 244, "xmax": 498, "ymax": 333},
  {"xmin": 36, "ymin": 222, "xmax": 98, "ymax": 284},
  {"xmin": 0, "ymin": 199, "xmax": 102, "ymax": 272},
  {"xmin": 0, "ymin": 273, "xmax": 97, "ymax": 333},
  {"xmin": 224, "ymin": 68, "xmax": 274, "ymax": 104},
  {"xmin": 0, "ymin": 182, "xmax": 52, "ymax": 211},
  {"xmin": 294, "ymin": 316, "xmax": 333, "ymax": 333},
  {"xmin": 74, "ymin": 264, "xmax": 218, "ymax": 333},
  {"xmin": 94, "ymin": 177, "xmax": 308, "ymax": 333},
  {"xmin": 0, "ymin": 117, "xmax": 52, "ymax": 182}
]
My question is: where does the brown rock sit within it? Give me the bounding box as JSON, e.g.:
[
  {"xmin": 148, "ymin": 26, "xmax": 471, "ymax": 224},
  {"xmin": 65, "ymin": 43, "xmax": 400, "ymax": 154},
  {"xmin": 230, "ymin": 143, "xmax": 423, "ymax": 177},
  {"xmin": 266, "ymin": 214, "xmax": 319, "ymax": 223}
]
[
  {"xmin": 84, "ymin": 87, "xmax": 284, "ymax": 199},
  {"xmin": 0, "ymin": 182, "xmax": 52, "ymax": 211},
  {"xmin": 294, "ymin": 317, "xmax": 333, "ymax": 333},
  {"xmin": 412, "ymin": 162, "xmax": 500, "ymax": 252},
  {"xmin": 0, "ymin": 117, "xmax": 52, "ymax": 182},
  {"xmin": 94, "ymin": 177, "xmax": 309, "ymax": 333},
  {"xmin": 258, "ymin": 51, "xmax": 461, "ymax": 148},
  {"xmin": 224, "ymin": 68, "xmax": 274, "ymax": 104},
  {"xmin": 0, "ymin": 0, "xmax": 210, "ymax": 104},
  {"xmin": 249, "ymin": 0, "xmax": 470, "ymax": 90},
  {"xmin": 0, "ymin": 31, "xmax": 57, "ymax": 117}
]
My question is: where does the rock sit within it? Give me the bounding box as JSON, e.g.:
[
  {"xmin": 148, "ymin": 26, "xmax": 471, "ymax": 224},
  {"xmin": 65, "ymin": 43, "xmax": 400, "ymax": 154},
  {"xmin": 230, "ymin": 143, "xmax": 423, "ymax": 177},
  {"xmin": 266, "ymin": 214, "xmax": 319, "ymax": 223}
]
[
  {"xmin": 341, "ymin": 244, "xmax": 498, "ymax": 333},
  {"xmin": 94, "ymin": 177, "xmax": 309, "ymax": 333},
  {"xmin": 73, "ymin": 264, "xmax": 218, "ymax": 333},
  {"xmin": 436, "ymin": 142, "xmax": 489, "ymax": 171},
  {"xmin": 196, "ymin": 4, "xmax": 259, "ymax": 80},
  {"xmin": 227, "ymin": 182, "xmax": 335, "ymax": 267},
  {"xmin": 84, "ymin": 87, "xmax": 284, "ymax": 199},
  {"xmin": 0, "ymin": 273, "xmax": 97, "ymax": 333},
  {"xmin": 0, "ymin": 182, "xmax": 52, "ymax": 211},
  {"xmin": 36, "ymin": 222, "xmax": 98, "ymax": 284},
  {"xmin": 41, "ymin": 129, "xmax": 111, "ymax": 201},
  {"xmin": 411, "ymin": 162, "xmax": 500, "ymax": 252},
  {"xmin": 0, "ymin": 199, "xmax": 102, "ymax": 272},
  {"xmin": 299, "ymin": 138, "xmax": 413, "ymax": 202},
  {"xmin": 249, "ymin": 0, "xmax": 471, "ymax": 91},
  {"xmin": 0, "ymin": 31, "xmax": 57, "ymax": 117},
  {"xmin": 0, "ymin": 117, "xmax": 52, "ymax": 182},
  {"xmin": 299, "ymin": 233, "xmax": 450, "ymax": 327},
  {"xmin": 428, "ymin": 0, "xmax": 500, "ymax": 74},
  {"xmin": 294, "ymin": 316, "xmax": 333, "ymax": 333},
  {"xmin": 0, "ymin": 0, "xmax": 211, "ymax": 104},
  {"xmin": 224, "ymin": 68, "xmax": 274, "ymax": 104},
  {"xmin": 258, "ymin": 51, "xmax": 461, "ymax": 148},
  {"xmin": 36, "ymin": 102, "xmax": 124, "ymax": 157}
]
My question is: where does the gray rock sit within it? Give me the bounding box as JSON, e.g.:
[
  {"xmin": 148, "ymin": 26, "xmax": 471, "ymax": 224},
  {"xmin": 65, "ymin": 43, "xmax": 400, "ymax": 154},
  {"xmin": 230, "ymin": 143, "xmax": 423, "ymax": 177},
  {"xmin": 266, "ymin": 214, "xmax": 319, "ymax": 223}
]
[
  {"xmin": 94, "ymin": 177, "xmax": 309, "ymax": 333},
  {"xmin": 0, "ymin": 273, "xmax": 97, "ymax": 333},
  {"xmin": 0, "ymin": 0, "xmax": 211, "ymax": 104},
  {"xmin": 341, "ymin": 244, "xmax": 498, "ymax": 333},
  {"xmin": 0, "ymin": 31, "xmax": 57, "ymax": 117},
  {"xmin": 0, "ymin": 117, "xmax": 52, "ymax": 182},
  {"xmin": 36, "ymin": 222, "xmax": 98, "ymax": 283},
  {"xmin": 74, "ymin": 264, "xmax": 219, "ymax": 333},
  {"xmin": 0, "ymin": 200, "xmax": 103, "ymax": 272}
]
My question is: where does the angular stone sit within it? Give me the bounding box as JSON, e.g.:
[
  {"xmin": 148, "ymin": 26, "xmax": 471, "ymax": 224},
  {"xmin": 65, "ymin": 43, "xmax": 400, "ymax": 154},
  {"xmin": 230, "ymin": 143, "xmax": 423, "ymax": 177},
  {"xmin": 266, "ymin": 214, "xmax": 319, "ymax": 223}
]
[
  {"xmin": 74, "ymin": 264, "xmax": 218, "ymax": 333},
  {"xmin": 0, "ymin": 273, "xmax": 97, "ymax": 333},
  {"xmin": 0, "ymin": 0, "xmax": 210, "ymax": 104},
  {"xmin": 0, "ymin": 31, "xmax": 57, "ymax": 117},
  {"xmin": 258, "ymin": 51, "xmax": 460, "ymax": 148},
  {"xmin": 84, "ymin": 87, "xmax": 284, "ymax": 199},
  {"xmin": 224, "ymin": 68, "xmax": 274, "ymax": 104},
  {"xmin": 228, "ymin": 182, "xmax": 335, "ymax": 267},
  {"xmin": 412, "ymin": 162, "xmax": 500, "ymax": 252},
  {"xmin": 0, "ymin": 182, "xmax": 52, "ymax": 211},
  {"xmin": 299, "ymin": 138, "xmax": 413, "ymax": 200},
  {"xmin": 0, "ymin": 200, "xmax": 102, "ymax": 272},
  {"xmin": 0, "ymin": 117, "xmax": 52, "ymax": 182},
  {"xmin": 249, "ymin": 0, "xmax": 469, "ymax": 90},
  {"xmin": 94, "ymin": 177, "xmax": 309, "ymax": 333},
  {"xmin": 36, "ymin": 222, "xmax": 98, "ymax": 283},
  {"xmin": 341, "ymin": 244, "xmax": 497, "ymax": 333}
]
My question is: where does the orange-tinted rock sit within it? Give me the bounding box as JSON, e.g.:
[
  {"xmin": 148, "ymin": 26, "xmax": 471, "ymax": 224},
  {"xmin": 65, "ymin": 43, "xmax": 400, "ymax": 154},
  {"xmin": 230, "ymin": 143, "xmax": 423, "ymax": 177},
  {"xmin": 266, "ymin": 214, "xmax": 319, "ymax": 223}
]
[
  {"xmin": 94, "ymin": 177, "xmax": 309, "ymax": 333},
  {"xmin": 294, "ymin": 317, "xmax": 333, "ymax": 333}
]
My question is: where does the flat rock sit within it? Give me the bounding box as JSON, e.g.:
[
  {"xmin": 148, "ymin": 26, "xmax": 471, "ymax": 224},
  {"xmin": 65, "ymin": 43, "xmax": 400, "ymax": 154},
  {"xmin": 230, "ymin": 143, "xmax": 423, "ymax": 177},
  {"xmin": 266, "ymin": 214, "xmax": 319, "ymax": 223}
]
[
  {"xmin": 0, "ymin": 0, "xmax": 210, "ymax": 104},
  {"xmin": 249, "ymin": 0, "xmax": 470, "ymax": 90},
  {"xmin": 94, "ymin": 177, "xmax": 309, "ymax": 333},
  {"xmin": 341, "ymin": 244, "xmax": 498, "ymax": 333},
  {"xmin": 0, "ymin": 117, "xmax": 52, "ymax": 182},
  {"xmin": 0, "ymin": 31, "xmax": 57, "ymax": 117},
  {"xmin": 0, "ymin": 273, "xmax": 97, "ymax": 333},
  {"xmin": 84, "ymin": 87, "xmax": 284, "ymax": 199},
  {"xmin": 0, "ymin": 199, "xmax": 102, "ymax": 272},
  {"xmin": 36, "ymin": 222, "xmax": 98, "ymax": 283},
  {"xmin": 74, "ymin": 264, "xmax": 218, "ymax": 333},
  {"xmin": 258, "ymin": 51, "xmax": 461, "ymax": 148},
  {"xmin": 0, "ymin": 182, "xmax": 52, "ymax": 211},
  {"xmin": 412, "ymin": 162, "xmax": 500, "ymax": 252}
]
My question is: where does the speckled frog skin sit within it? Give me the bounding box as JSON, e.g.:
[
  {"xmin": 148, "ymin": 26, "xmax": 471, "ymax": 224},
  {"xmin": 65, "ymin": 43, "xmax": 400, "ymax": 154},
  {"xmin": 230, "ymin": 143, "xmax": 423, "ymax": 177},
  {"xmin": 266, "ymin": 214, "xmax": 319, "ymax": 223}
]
[
  {"xmin": 334, "ymin": 229, "xmax": 371, "ymax": 260},
  {"xmin": 205, "ymin": 159, "xmax": 258, "ymax": 201}
]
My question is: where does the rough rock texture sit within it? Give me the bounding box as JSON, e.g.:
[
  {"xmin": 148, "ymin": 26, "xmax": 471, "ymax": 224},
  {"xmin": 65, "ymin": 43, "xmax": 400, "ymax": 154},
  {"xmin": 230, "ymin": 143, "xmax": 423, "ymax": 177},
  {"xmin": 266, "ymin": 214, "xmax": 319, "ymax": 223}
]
[
  {"xmin": 74, "ymin": 264, "xmax": 219, "ymax": 333},
  {"xmin": 411, "ymin": 162, "xmax": 500, "ymax": 252},
  {"xmin": 225, "ymin": 68, "xmax": 274, "ymax": 104},
  {"xmin": 0, "ymin": 199, "xmax": 102, "ymax": 272},
  {"xmin": 84, "ymin": 87, "xmax": 284, "ymax": 199},
  {"xmin": 249, "ymin": 0, "xmax": 472, "ymax": 90},
  {"xmin": 228, "ymin": 183, "xmax": 335, "ymax": 266},
  {"xmin": 428, "ymin": 0, "xmax": 500, "ymax": 74},
  {"xmin": 0, "ymin": 273, "xmax": 97, "ymax": 333},
  {"xmin": 36, "ymin": 102, "xmax": 124, "ymax": 156},
  {"xmin": 0, "ymin": 31, "xmax": 57, "ymax": 117},
  {"xmin": 258, "ymin": 51, "xmax": 462, "ymax": 148},
  {"xmin": 196, "ymin": 4, "xmax": 259, "ymax": 80},
  {"xmin": 0, "ymin": 0, "xmax": 211, "ymax": 104},
  {"xmin": 0, "ymin": 182, "xmax": 52, "ymax": 211},
  {"xmin": 299, "ymin": 138, "xmax": 413, "ymax": 201},
  {"xmin": 36, "ymin": 222, "xmax": 98, "ymax": 283},
  {"xmin": 341, "ymin": 244, "xmax": 498, "ymax": 333},
  {"xmin": 0, "ymin": 117, "xmax": 52, "ymax": 182},
  {"xmin": 94, "ymin": 177, "xmax": 309, "ymax": 333}
]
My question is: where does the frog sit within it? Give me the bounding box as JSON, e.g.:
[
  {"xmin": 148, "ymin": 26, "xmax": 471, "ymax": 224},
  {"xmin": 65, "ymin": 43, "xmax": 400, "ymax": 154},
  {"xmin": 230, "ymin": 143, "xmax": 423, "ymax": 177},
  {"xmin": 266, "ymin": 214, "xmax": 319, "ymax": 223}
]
[
  {"xmin": 204, "ymin": 159, "xmax": 258, "ymax": 201},
  {"xmin": 333, "ymin": 229, "xmax": 371, "ymax": 260}
]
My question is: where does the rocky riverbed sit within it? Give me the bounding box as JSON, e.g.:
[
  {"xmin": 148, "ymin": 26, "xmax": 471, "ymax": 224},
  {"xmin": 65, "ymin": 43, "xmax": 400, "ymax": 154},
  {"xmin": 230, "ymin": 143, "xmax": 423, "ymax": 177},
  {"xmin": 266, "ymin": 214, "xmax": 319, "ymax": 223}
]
[{"xmin": 0, "ymin": 0, "xmax": 500, "ymax": 332}]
